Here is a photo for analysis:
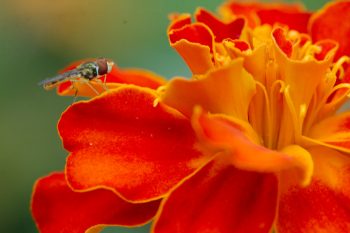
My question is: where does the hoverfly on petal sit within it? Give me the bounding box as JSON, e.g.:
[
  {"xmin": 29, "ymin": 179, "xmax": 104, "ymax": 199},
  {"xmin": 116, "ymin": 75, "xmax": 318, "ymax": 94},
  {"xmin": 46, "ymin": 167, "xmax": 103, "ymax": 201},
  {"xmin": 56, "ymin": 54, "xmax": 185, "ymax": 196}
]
[{"xmin": 38, "ymin": 58, "xmax": 114, "ymax": 95}]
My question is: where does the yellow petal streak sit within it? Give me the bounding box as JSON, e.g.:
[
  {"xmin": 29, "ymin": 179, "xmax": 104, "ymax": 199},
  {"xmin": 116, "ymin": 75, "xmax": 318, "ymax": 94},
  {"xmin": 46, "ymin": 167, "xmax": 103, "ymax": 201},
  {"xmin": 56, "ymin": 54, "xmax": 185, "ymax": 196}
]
[{"xmin": 192, "ymin": 108, "xmax": 313, "ymax": 186}]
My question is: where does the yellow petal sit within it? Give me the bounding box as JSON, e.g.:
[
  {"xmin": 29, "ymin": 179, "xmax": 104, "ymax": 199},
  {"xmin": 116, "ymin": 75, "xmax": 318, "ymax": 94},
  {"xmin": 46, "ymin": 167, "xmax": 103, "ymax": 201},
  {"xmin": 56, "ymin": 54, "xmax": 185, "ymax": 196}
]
[
  {"xmin": 161, "ymin": 58, "xmax": 256, "ymax": 121},
  {"xmin": 168, "ymin": 23, "xmax": 215, "ymax": 75}
]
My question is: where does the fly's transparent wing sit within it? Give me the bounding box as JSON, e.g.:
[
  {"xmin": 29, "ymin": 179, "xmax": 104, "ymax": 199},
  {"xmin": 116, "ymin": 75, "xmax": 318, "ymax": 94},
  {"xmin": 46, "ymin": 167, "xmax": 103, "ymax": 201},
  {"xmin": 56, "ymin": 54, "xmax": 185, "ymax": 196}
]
[{"xmin": 38, "ymin": 69, "xmax": 82, "ymax": 87}]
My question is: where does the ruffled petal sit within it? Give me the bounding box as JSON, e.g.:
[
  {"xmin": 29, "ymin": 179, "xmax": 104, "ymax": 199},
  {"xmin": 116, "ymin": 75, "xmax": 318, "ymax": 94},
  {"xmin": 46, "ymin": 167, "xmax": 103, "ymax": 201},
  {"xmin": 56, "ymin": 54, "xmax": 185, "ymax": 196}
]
[
  {"xmin": 57, "ymin": 60, "xmax": 165, "ymax": 97},
  {"xmin": 161, "ymin": 58, "xmax": 256, "ymax": 121},
  {"xmin": 309, "ymin": 1, "xmax": 350, "ymax": 58},
  {"xmin": 31, "ymin": 172, "xmax": 160, "ymax": 233},
  {"xmin": 277, "ymin": 146, "xmax": 350, "ymax": 233},
  {"xmin": 168, "ymin": 23, "xmax": 215, "ymax": 74},
  {"xmin": 152, "ymin": 158, "xmax": 278, "ymax": 233},
  {"xmin": 59, "ymin": 87, "xmax": 209, "ymax": 202},
  {"xmin": 272, "ymin": 27, "xmax": 337, "ymax": 124},
  {"xmin": 192, "ymin": 108, "xmax": 313, "ymax": 185},
  {"xmin": 308, "ymin": 112, "xmax": 350, "ymax": 153},
  {"xmin": 223, "ymin": 40, "xmax": 267, "ymax": 82},
  {"xmin": 195, "ymin": 8, "xmax": 245, "ymax": 42}
]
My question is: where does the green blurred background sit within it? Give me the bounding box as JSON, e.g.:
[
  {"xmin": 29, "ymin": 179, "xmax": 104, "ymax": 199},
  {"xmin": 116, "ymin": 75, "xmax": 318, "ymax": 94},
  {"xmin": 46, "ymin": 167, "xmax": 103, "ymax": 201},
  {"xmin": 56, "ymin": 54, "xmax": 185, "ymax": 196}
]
[{"xmin": 0, "ymin": 0, "xmax": 328, "ymax": 232}]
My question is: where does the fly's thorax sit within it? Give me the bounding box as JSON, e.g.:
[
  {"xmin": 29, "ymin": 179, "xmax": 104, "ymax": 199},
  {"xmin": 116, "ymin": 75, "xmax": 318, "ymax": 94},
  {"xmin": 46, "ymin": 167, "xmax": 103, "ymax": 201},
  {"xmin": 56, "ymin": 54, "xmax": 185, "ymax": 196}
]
[{"xmin": 78, "ymin": 62, "xmax": 99, "ymax": 80}]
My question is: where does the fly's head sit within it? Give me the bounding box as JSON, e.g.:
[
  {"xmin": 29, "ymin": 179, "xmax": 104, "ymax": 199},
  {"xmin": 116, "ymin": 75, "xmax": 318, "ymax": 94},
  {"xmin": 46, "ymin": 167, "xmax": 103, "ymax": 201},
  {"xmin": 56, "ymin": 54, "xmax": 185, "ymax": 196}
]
[{"xmin": 96, "ymin": 58, "xmax": 114, "ymax": 76}]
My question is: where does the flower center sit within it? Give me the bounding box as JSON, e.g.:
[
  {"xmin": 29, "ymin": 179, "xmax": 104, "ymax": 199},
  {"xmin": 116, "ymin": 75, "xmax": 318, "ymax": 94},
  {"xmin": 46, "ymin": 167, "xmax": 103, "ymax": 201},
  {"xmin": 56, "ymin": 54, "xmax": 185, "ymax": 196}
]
[{"xmin": 239, "ymin": 28, "xmax": 350, "ymax": 150}]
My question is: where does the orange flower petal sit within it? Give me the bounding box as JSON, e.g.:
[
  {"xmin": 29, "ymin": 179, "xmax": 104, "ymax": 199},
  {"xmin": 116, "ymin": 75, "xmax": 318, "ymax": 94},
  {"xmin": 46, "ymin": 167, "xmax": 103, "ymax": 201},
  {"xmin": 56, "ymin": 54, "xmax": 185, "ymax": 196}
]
[
  {"xmin": 57, "ymin": 60, "xmax": 166, "ymax": 97},
  {"xmin": 272, "ymin": 27, "xmax": 337, "ymax": 114},
  {"xmin": 309, "ymin": 1, "xmax": 350, "ymax": 58},
  {"xmin": 308, "ymin": 112, "xmax": 350, "ymax": 153},
  {"xmin": 277, "ymin": 146, "xmax": 350, "ymax": 232},
  {"xmin": 31, "ymin": 172, "xmax": 160, "ymax": 233},
  {"xmin": 59, "ymin": 87, "xmax": 209, "ymax": 202},
  {"xmin": 192, "ymin": 108, "xmax": 313, "ymax": 185},
  {"xmin": 152, "ymin": 159, "xmax": 277, "ymax": 233},
  {"xmin": 161, "ymin": 58, "xmax": 256, "ymax": 121},
  {"xmin": 168, "ymin": 23, "xmax": 215, "ymax": 74},
  {"xmin": 195, "ymin": 8, "xmax": 245, "ymax": 42},
  {"xmin": 106, "ymin": 67, "xmax": 166, "ymax": 89}
]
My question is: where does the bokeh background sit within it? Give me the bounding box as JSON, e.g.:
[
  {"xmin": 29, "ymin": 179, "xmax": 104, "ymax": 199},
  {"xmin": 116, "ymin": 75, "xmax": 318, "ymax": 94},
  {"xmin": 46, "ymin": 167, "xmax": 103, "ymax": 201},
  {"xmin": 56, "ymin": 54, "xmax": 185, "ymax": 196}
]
[{"xmin": 0, "ymin": 0, "xmax": 329, "ymax": 232}]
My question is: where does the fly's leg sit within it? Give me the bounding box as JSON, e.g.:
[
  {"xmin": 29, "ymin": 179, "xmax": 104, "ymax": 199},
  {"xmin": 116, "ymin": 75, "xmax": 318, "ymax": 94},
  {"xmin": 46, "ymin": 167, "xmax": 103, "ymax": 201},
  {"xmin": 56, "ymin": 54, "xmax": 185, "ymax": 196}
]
[
  {"xmin": 103, "ymin": 74, "xmax": 109, "ymax": 91},
  {"xmin": 81, "ymin": 79, "xmax": 100, "ymax": 96},
  {"xmin": 67, "ymin": 80, "xmax": 79, "ymax": 104},
  {"xmin": 94, "ymin": 75, "xmax": 109, "ymax": 91}
]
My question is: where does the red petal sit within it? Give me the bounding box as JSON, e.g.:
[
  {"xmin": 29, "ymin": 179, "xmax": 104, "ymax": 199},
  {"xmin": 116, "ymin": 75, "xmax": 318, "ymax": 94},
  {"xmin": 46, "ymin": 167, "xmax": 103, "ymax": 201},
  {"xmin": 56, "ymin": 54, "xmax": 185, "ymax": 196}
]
[
  {"xmin": 277, "ymin": 146, "xmax": 350, "ymax": 233},
  {"xmin": 59, "ymin": 87, "xmax": 209, "ymax": 202},
  {"xmin": 225, "ymin": 39, "xmax": 250, "ymax": 52},
  {"xmin": 309, "ymin": 1, "xmax": 350, "ymax": 59},
  {"xmin": 257, "ymin": 9, "xmax": 311, "ymax": 33},
  {"xmin": 272, "ymin": 27, "xmax": 293, "ymax": 58},
  {"xmin": 221, "ymin": 2, "xmax": 310, "ymax": 32},
  {"xmin": 314, "ymin": 40, "xmax": 339, "ymax": 61},
  {"xmin": 169, "ymin": 23, "xmax": 214, "ymax": 52},
  {"xmin": 195, "ymin": 8, "xmax": 245, "ymax": 42},
  {"xmin": 167, "ymin": 13, "xmax": 192, "ymax": 32},
  {"xmin": 31, "ymin": 172, "xmax": 160, "ymax": 233},
  {"xmin": 152, "ymin": 159, "xmax": 277, "ymax": 233}
]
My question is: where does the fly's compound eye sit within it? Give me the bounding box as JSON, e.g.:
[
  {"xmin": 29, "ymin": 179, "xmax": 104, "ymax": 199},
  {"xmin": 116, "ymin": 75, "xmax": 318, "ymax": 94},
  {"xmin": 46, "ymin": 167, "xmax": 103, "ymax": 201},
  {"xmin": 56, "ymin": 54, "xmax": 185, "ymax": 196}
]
[{"xmin": 96, "ymin": 58, "xmax": 114, "ymax": 75}]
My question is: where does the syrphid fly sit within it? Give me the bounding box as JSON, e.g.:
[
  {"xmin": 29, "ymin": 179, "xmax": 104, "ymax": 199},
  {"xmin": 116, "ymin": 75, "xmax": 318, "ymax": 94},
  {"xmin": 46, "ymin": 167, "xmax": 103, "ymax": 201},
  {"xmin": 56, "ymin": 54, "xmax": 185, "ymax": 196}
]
[{"xmin": 38, "ymin": 58, "xmax": 114, "ymax": 94}]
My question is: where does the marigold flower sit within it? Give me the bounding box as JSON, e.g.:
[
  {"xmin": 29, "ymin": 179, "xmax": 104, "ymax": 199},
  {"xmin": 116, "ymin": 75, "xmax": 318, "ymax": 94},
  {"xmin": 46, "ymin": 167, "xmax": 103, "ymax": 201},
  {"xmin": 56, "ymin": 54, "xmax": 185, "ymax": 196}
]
[{"xmin": 32, "ymin": 1, "xmax": 350, "ymax": 233}]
